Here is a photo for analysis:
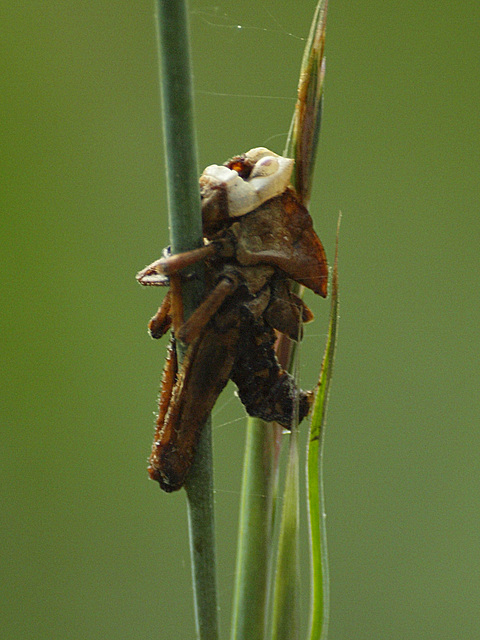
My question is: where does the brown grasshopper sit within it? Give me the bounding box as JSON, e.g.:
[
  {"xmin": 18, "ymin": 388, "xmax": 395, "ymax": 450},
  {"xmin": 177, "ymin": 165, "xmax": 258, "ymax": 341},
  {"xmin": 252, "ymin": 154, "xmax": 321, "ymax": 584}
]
[{"xmin": 137, "ymin": 148, "xmax": 328, "ymax": 492}]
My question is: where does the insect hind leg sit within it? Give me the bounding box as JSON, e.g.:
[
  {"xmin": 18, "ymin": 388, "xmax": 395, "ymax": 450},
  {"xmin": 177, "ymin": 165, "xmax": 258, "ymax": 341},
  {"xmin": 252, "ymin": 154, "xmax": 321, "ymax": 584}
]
[{"xmin": 176, "ymin": 274, "xmax": 240, "ymax": 344}]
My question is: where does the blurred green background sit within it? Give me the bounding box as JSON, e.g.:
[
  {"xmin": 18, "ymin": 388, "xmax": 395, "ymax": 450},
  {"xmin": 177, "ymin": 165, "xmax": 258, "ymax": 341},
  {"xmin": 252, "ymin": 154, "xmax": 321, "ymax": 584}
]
[{"xmin": 2, "ymin": 1, "xmax": 479, "ymax": 638}]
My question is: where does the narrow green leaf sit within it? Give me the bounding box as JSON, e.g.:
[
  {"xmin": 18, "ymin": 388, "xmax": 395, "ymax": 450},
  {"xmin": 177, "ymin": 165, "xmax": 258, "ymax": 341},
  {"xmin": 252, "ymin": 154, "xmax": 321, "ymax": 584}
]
[
  {"xmin": 231, "ymin": 418, "xmax": 280, "ymax": 640},
  {"xmin": 270, "ymin": 423, "xmax": 301, "ymax": 640},
  {"xmin": 306, "ymin": 218, "xmax": 340, "ymax": 640}
]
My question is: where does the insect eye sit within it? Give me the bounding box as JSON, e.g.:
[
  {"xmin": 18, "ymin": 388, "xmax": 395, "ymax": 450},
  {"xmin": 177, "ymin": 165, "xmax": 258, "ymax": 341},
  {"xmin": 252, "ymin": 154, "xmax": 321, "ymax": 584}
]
[{"xmin": 228, "ymin": 160, "xmax": 252, "ymax": 180}]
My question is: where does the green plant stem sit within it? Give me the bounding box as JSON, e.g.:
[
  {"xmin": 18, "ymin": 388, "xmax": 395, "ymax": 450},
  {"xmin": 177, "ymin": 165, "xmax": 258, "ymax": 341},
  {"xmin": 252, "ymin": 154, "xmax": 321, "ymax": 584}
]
[
  {"xmin": 185, "ymin": 419, "xmax": 218, "ymax": 639},
  {"xmin": 156, "ymin": 0, "xmax": 203, "ymax": 262},
  {"xmin": 271, "ymin": 423, "xmax": 301, "ymax": 640},
  {"xmin": 231, "ymin": 3, "xmax": 329, "ymax": 638},
  {"xmin": 231, "ymin": 418, "xmax": 279, "ymax": 640},
  {"xmin": 155, "ymin": 2, "xmax": 218, "ymax": 639}
]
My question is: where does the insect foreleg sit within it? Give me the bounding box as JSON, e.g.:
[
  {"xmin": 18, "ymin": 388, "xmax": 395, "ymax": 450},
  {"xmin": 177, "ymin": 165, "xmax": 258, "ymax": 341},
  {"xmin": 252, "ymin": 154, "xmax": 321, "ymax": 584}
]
[
  {"xmin": 136, "ymin": 235, "xmax": 235, "ymax": 284},
  {"xmin": 140, "ymin": 245, "xmax": 215, "ymax": 281},
  {"xmin": 148, "ymin": 290, "xmax": 172, "ymax": 339}
]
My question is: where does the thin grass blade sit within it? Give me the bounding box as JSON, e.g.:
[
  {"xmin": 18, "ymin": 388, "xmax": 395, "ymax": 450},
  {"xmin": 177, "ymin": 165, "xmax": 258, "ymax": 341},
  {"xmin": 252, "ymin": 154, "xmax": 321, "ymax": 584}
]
[
  {"xmin": 306, "ymin": 218, "xmax": 340, "ymax": 640},
  {"xmin": 278, "ymin": 0, "xmax": 328, "ymax": 368},
  {"xmin": 285, "ymin": 0, "xmax": 328, "ymax": 204},
  {"xmin": 270, "ymin": 422, "xmax": 301, "ymax": 640},
  {"xmin": 230, "ymin": 418, "xmax": 280, "ymax": 640}
]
